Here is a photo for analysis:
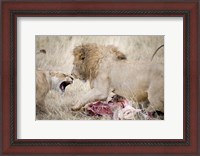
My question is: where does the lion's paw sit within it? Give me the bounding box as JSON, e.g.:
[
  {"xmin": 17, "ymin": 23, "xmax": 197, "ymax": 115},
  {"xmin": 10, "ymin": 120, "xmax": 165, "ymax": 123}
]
[{"xmin": 71, "ymin": 104, "xmax": 82, "ymax": 111}]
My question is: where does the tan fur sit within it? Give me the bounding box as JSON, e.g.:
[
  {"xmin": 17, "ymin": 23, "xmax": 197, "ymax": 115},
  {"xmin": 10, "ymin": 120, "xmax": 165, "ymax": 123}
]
[
  {"xmin": 71, "ymin": 43, "xmax": 164, "ymax": 113},
  {"xmin": 36, "ymin": 70, "xmax": 73, "ymax": 113}
]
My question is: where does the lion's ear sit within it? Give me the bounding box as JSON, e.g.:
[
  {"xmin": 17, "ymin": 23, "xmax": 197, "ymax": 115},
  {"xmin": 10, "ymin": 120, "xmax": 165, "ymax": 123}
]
[
  {"xmin": 117, "ymin": 53, "xmax": 127, "ymax": 60},
  {"xmin": 110, "ymin": 46, "xmax": 127, "ymax": 60},
  {"xmin": 49, "ymin": 71, "xmax": 57, "ymax": 76},
  {"xmin": 114, "ymin": 50, "xmax": 127, "ymax": 60}
]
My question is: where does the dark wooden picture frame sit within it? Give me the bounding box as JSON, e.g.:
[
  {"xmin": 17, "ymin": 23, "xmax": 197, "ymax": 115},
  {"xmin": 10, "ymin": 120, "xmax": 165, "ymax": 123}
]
[{"xmin": 1, "ymin": 1, "xmax": 199, "ymax": 155}]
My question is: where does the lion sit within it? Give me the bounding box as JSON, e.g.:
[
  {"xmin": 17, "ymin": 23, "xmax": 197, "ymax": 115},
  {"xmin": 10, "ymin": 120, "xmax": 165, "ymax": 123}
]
[
  {"xmin": 36, "ymin": 70, "xmax": 73, "ymax": 113},
  {"xmin": 71, "ymin": 43, "xmax": 164, "ymax": 113}
]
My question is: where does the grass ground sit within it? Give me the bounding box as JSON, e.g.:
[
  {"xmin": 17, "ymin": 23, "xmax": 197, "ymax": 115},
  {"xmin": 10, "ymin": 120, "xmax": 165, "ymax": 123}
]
[{"xmin": 36, "ymin": 36, "xmax": 164, "ymax": 120}]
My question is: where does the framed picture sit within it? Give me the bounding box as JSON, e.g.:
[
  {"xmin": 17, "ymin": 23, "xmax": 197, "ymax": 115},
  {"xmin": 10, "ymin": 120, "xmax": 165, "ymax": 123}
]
[{"xmin": 1, "ymin": 1, "xmax": 199, "ymax": 155}]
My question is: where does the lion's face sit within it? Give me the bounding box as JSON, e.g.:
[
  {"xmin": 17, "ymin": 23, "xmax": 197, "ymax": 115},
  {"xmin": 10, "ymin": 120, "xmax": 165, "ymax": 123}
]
[
  {"xmin": 49, "ymin": 71, "xmax": 73, "ymax": 93},
  {"xmin": 71, "ymin": 46, "xmax": 87, "ymax": 81},
  {"xmin": 71, "ymin": 43, "xmax": 125, "ymax": 82}
]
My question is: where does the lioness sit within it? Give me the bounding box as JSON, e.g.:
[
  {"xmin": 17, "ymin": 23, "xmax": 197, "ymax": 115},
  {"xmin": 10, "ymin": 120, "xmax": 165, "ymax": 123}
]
[
  {"xmin": 36, "ymin": 70, "xmax": 73, "ymax": 112},
  {"xmin": 71, "ymin": 43, "xmax": 164, "ymax": 113}
]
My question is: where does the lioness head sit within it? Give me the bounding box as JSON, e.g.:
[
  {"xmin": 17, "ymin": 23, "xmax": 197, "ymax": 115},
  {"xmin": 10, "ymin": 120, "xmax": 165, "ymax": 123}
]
[
  {"xmin": 71, "ymin": 43, "xmax": 126, "ymax": 82},
  {"xmin": 49, "ymin": 71, "xmax": 73, "ymax": 93}
]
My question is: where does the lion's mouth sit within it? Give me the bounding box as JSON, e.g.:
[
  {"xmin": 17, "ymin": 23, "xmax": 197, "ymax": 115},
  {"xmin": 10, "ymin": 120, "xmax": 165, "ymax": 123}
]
[{"xmin": 59, "ymin": 81, "xmax": 72, "ymax": 92}]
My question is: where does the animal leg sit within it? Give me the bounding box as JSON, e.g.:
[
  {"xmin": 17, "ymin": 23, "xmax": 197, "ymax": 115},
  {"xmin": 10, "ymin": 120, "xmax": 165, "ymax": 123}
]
[
  {"xmin": 146, "ymin": 81, "xmax": 164, "ymax": 113},
  {"xmin": 71, "ymin": 89, "xmax": 109, "ymax": 111}
]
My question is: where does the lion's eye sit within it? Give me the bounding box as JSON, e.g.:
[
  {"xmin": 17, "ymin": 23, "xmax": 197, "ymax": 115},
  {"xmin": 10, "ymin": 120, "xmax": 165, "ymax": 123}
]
[{"xmin": 80, "ymin": 56, "xmax": 85, "ymax": 60}]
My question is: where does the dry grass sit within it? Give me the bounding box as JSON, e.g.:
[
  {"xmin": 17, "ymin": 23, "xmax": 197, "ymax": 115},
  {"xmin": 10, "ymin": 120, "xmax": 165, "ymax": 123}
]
[{"xmin": 36, "ymin": 36, "xmax": 164, "ymax": 120}]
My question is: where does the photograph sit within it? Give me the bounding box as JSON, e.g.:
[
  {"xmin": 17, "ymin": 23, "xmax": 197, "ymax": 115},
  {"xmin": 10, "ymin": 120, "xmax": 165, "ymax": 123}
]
[
  {"xmin": 2, "ymin": 1, "xmax": 199, "ymax": 155},
  {"xmin": 36, "ymin": 36, "xmax": 164, "ymax": 120}
]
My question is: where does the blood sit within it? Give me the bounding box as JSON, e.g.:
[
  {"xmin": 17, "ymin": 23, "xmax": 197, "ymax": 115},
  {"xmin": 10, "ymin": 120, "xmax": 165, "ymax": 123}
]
[{"xmin": 86, "ymin": 101, "xmax": 113, "ymax": 116}]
